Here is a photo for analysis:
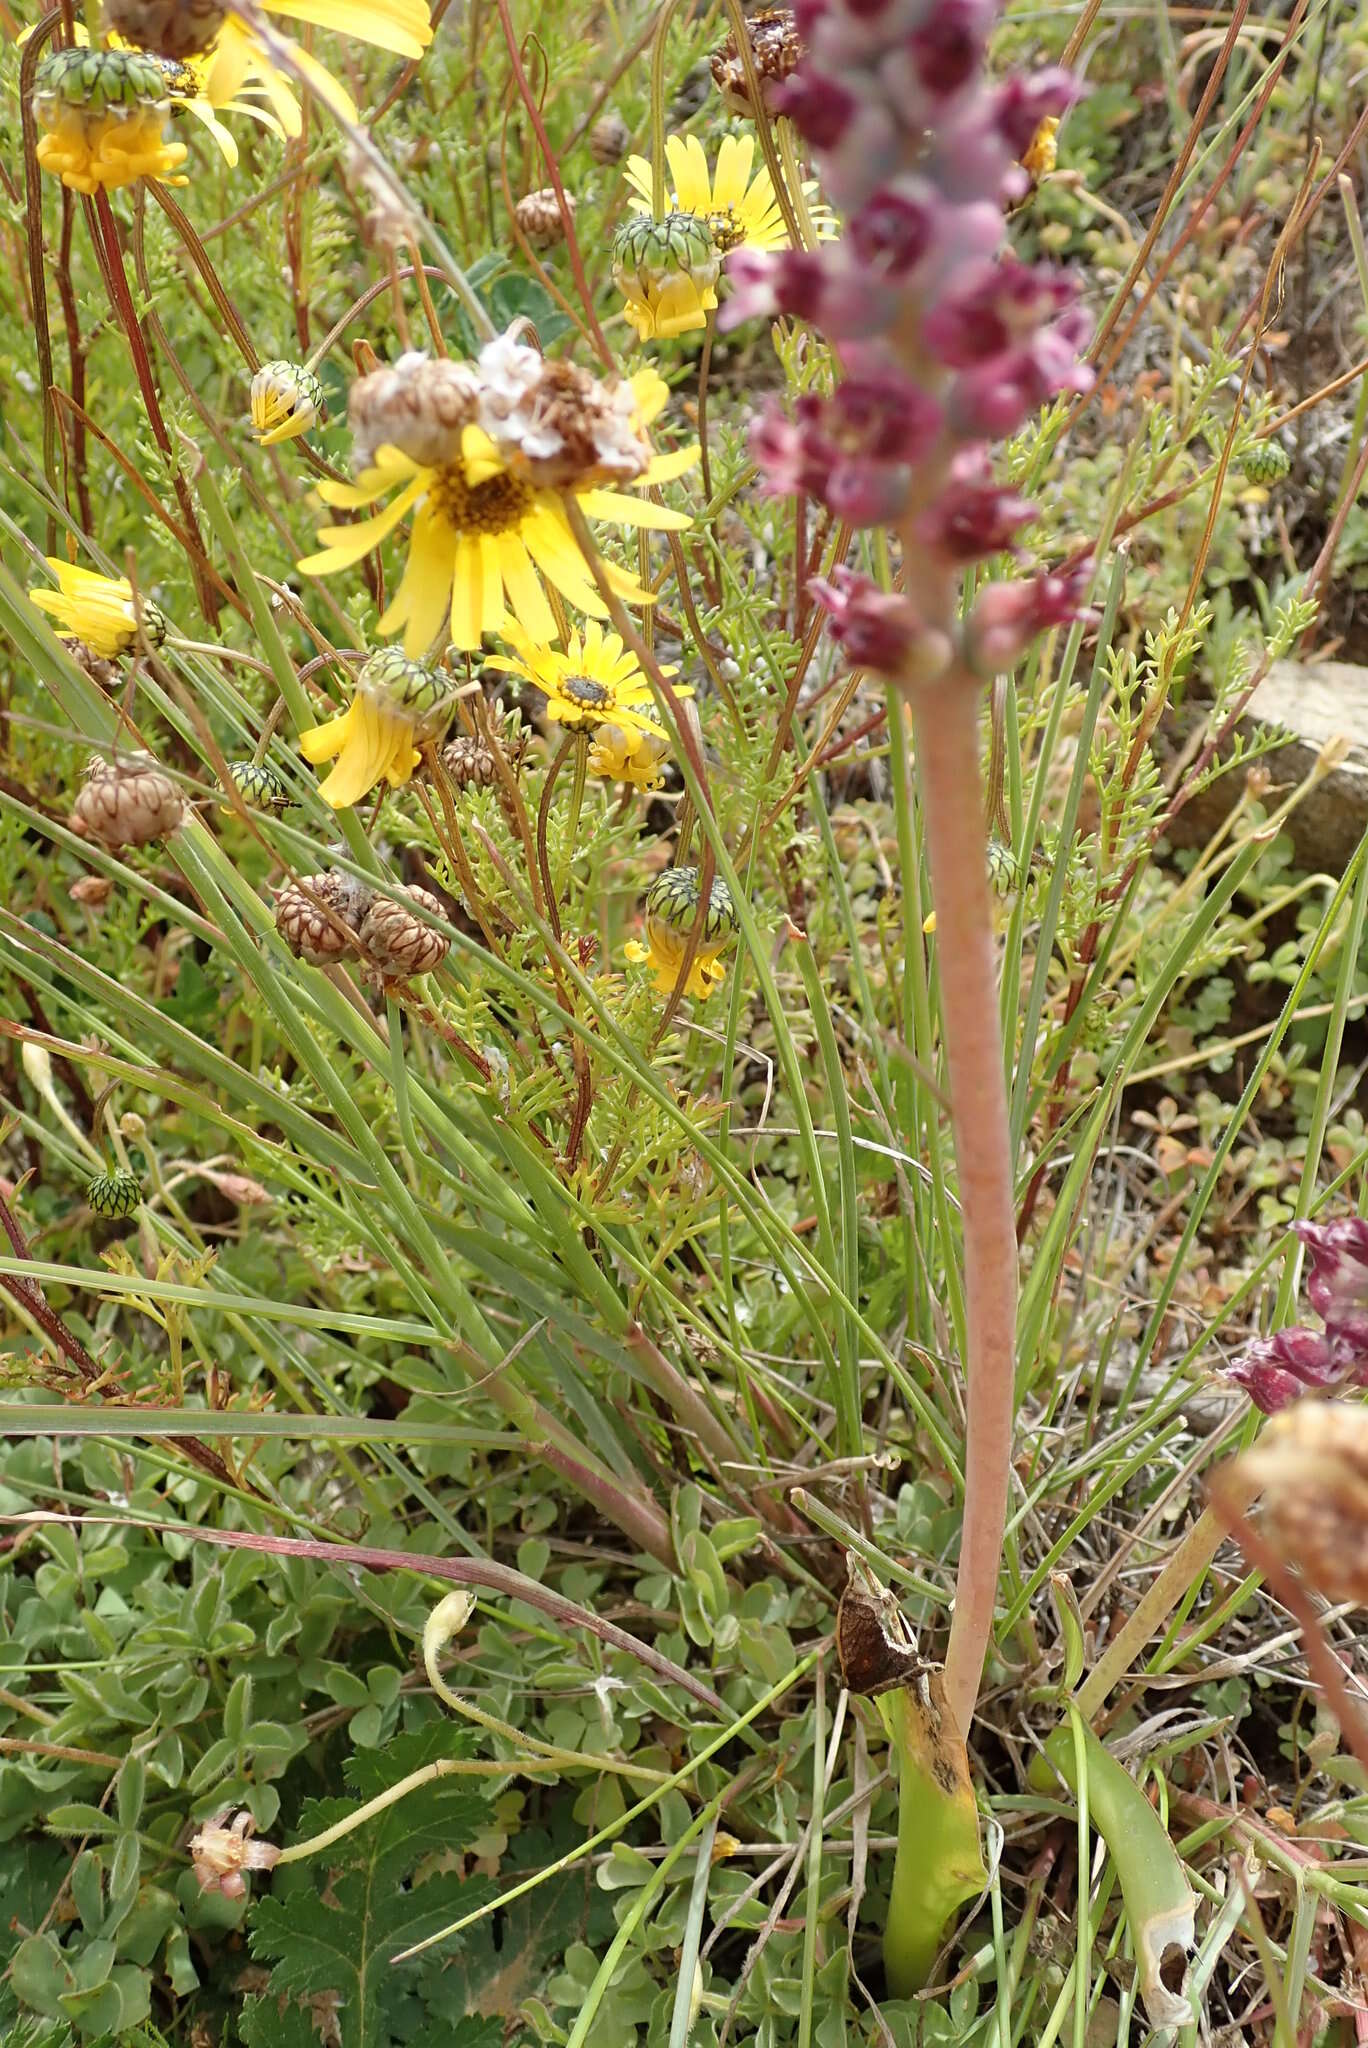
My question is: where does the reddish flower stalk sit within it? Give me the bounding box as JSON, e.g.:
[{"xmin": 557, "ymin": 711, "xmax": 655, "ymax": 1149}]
[{"xmin": 730, "ymin": 0, "xmax": 1096, "ymax": 1730}]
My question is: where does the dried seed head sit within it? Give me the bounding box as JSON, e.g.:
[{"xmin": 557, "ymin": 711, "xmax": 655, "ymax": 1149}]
[
  {"xmin": 589, "ymin": 110, "xmax": 630, "ymax": 163},
  {"xmin": 223, "ymin": 761, "xmax": 293, "ymax": 813},
  {"xmin": 274, "ymin": 871, "xmax": 373, "ymax": 966},
  {"xmin": 439, "ymin": 734, "xmax": 498, "ymax": 791},
  {"xmin": 359, "ymin": 884, "xmax": 450, "ymax": 980},
  {"xmin": 59, "ymin": 636, "xmax": 119, "ymax": 691},
  {"xmin": 88, "ymin": 1167, "xmax": 141, "ymax": 1217},
  {"xmin": 1236, "ymin": 1401, "xmax": 1368, "ymax": 1605},
  {"xmin": 348, "ymin": 351, "xmax": 481, "ymax": 470},
  {"xmin": 103, "ymin": 0, "xmax": 227, "ymax": 59},
  {"xmin": 72, "ymin": 754, "xmax": 183, "ymax": 850},
  {"xmin": 710, "ymin": 8, "xmax": 801, "ymax": 116},
  {"xmin": 515, "ymin": 186, "xmax": 574, "ymax": 250},
  {"xmin": 474, "ymin": 334, "xmax": 653, "ymax": 490},
  {"xmin": 69, "ymin": 873, "xmax": 114, "ymax": 909}
]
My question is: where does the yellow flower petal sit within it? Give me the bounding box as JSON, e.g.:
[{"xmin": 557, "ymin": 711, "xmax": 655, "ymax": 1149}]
[
  {"xmin": 301, "ymin": 475, "xmax": 427, "ymax": 573},
  {"xmin": 266, "ymin": 0, "xmax": 432, "ymax": 59},
  {"xmin": 713, "ymin": 133, "xmax": 753, "ymax": 214},
  {"xmin": 576, "ymin": 488, "xmax": 692, "ymax": 532},
  {"xmin": 497, "ymin": 533, "xmax": 558, "ymax": 644},
  {"xmin": 298, "ymin": 707, "xmax": 352, "ymax": 763}
]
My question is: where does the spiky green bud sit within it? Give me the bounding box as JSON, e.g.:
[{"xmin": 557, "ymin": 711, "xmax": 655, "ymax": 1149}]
[
  {"xmin": 612, "ymin": 212, "xmax": 720, "ymax": 299},
  {"xmin": 88, "ymin": 1168, "xmax": 141, "ymax": 1217},
  {"xmin": 35, "ymin": 48, "xmax": 170, "ymax": 112},
  {"xmin": 358, "ymin": 649, "xmax": 456, "ymax": 738},
  {"xmin": 645, "ymin": 866, "xmax": 738, "ymax": 941},
  {"xmin": 1240, "ymin": 439, "xmax": 1290, "ymax": 486},
  {"xmin": 224, "ymin": 762, "xmax": 292, "ymax": 812}
]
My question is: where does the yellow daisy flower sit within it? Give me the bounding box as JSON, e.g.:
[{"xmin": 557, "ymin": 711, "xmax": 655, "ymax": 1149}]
[
  {"xmin": 30, "ymin": 560, "xmax": 167, "ymax": 657},
  {"xmin": 33, "ymin": 49, "xmax": 188, "ymax": 194},
  {"xmin": 626, "ymin": 133, "xmax": 808, "ymax": 257},
  {"xmin": 298, "ymin": 418, "xmax": 696, "ymax": 656},
  {"xmin": 484, "ymin": 623, "xmax": 684, "ymax": 740},
  {"xmin": 625, "ymin": 866, "xmax": 739, "ymax": 1002},
  {"xmin": 299, "ymin": 648, "xmax": 454, "ymax": 809}
]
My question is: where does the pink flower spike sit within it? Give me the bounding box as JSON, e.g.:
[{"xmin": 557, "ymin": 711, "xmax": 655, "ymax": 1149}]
[
  {"xmin": 964, "ymin": 559, "xmax": 1094, "ymax": 670},
  {"xmin": 922, "ymin": 257, "xmax": 1081, "ymax": 369},
  {"xmin": 810, "ymin": 566, "xmax": 952, "ymax": 680},
  {"xmin": 993, "ymin": 67, "xmax": 1084, "ymax": 155},
  {"xmin": 1226, "ymin": 1325, "xmax": 1361, "ymax": 1414},
  {"xmin": 919, "ymin": 451, "xmax": 1035, "ymax": 561},
  {"xmin": 848, "ymin": 180, "xmax": 937, "ymax": 280},
  {"xmin": 905, "ymin": 0, "xmax": 995, "ymax": 96},
  {"xmin": 721, "ymin": 247, "xmax": 895, "ymax": 338},
  {"xmin": 1295, "ymin": 1217, "xmax": 1368, "ymax": 1346}
]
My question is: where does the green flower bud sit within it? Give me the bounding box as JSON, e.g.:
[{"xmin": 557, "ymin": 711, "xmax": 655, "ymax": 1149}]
[
  {"xmin": 35, "ymin": 48, "xmax": 170, "ymax": 113},
  {"xmin": 358, "ymin": 648, "xmax": 456, "ymax": 738},
  {"xmin": 1241, "ymin": 439, "xmax": 1290, "ymax": 486},
  {"xmin": 250, "ymin": 360, "xmax": 326, "ymax": 446},
  {"xmin": 986, "ymin": 841, "xmax": 1022, "ymax": 896},
  {"xmin": 224, "ymin": 762, "xmax": 293, "ymax": 811},
  {"xmin": 88, "ymin": 1168, "xmax": 141, "ymax": 1217},
  {"xmin": 645, "ymin": 866, "xmax": 738, "ymax": 942},
  {"xmin": 612, "ymin": 211, "xmax": 721, "ymax": 300}
]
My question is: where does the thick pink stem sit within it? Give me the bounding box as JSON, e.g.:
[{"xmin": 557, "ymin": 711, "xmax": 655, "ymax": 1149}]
[{"xmin": 906, "ymin": 671, "xmax": 1017, "ymax": 1733}]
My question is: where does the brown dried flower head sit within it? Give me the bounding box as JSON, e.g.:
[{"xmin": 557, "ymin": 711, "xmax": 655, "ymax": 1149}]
[
  {"xmin": 589, "ymin": 111, "xmax": 629, "ymax": 164},
  {"xmin": 348, "ymin": 352, "xmax": 481, "ymax": 470},
  {"xmin": 710, "ymin": 8, "xmax": 800, "ymax": 116},
  {"xmin": 1237, "ymin": 1400, "xmax": 1368, "ymax": 1606},
  {"xmin": 359, "ymin": 884, "xmax": 450, "ymax": 981},
  {"xmin": 189, "ymin": 1809, "xmax": 280, "ymax": 1901},
  {"xmin": 475, "ymin": 334, "xmax": 652, "ymax": 491},
  {"xmin": 60, "ymin": 636, "xmax": 119, "ymax": 691},
  {"xmin": 439, "ymin": 734, "xmax": 498, "ymax": 791},
  {"xmin": 103, "ymin": 0, "xmax": 226, "ymax": 59},
  {"xmin": 274, "ymin": 871, "xmax": 373, "ymax": 966},
  {"xmin": 515, "ymin": 186, "xmax": 574, "ymax": 250},
  {"xmin": 72, "ymin": 753, "xmax": 183, "ymax": 851}
]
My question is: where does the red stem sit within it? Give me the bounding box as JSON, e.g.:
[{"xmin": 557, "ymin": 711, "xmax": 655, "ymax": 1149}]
[{"xmin": 905, "ymin": 671, "xmax": 1017, "ymax": 1733}]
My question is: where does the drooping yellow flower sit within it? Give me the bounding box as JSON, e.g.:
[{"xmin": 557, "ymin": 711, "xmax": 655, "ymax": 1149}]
[
  {"xmin": 299, "ymin": 648, "xmax": 454, "ymax": 809},
  {"xmin": 611, "ymin": 211, "xmax": 721, "ymax": 343},
  {"xmin": 33, "ymin": 49, "xmax": 188, "ymax": 194},
  {"xmin": 625, "ymin": 866, "xmax": 739, "ymax": 1001},
  {"xmin": 251, "ymin": 360, "xmax": 326, "ymax": 445},
  {"xmin": 299, "ymin": 391, "xmax": 696, "ymax": 654},
  {"xmin": 588, "ymin": 712, "xmax": 671, "ymax": 792},
  {"xmin": 485, "ymin": 623, "xmax": 684, "ymax": 741},
  {"xmin": 626, "ymin": 132, "xmax": 817, "ymax": 258},
  {"xmin": 30, "ymin": 560, "xmax": 167, "ymax": 657}
]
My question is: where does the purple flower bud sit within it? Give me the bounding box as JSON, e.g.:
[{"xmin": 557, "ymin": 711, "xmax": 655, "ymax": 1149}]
[
  {"xmin": 1226, "ymin": 1325, "xmax": 1363, "ymax": 1414},
  {"xmin": 922, "ymin": 257, "xmax": 1081, "ymax": 368},
  {"xmin": 1295, "ymin": 1218, "xmax": 1368, "ymax": 1346},
  {"xmin": 993, "ymin": 67, "xmax": 1082, "ymax": 156},
  {"xmin": 905, "ymin": 0, "xmax": 994, "ymax": 96},
  {"xmin": 776, "ymin": 69, "xmax": 904, "ymax": 207},
  {"xmin": 949, "ymin": 306, "xmax": 1094, "ymax": 436},
  {"xmin": 918, "ymin": 450, "xmax": 1034, "ymax": 560},
  {"xmin": 923, "ymin": 89, "xmax": 1019, "ymax": 204},
  {"xmin": 750, "ymin": 367, "xmax": 942, "ymax": 527},
  {"xmin": 775, "ymin": 69, "xmax": 862, "ymax": 150},
  {"xmin": 964, "ymin": 559, "xmax": 1094, "ymax": 670},
  {"xmin": 849, "ymin": 180, "xmax": 937, "ymax": 280},
  {"xmin": 810, "ymin": 566, "xmax": 951, "ymax": 679},
  {"xmin": 721, "ymin": 246, "xmax": 895, "ymax": 339}
]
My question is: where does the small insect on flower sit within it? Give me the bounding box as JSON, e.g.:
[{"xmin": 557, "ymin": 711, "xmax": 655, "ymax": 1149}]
[
  {"xmin": 485, "ymin": 622, "xmax": 684, "ymax": 740},
  {"xmin": 190, "ymin": 1809, "xmax": 281, "ymax": 1901},
  {"xmin": 626, "ymin": 866, "xmax": 739, "ymax": 1001},
  {"xmin": 87, "ymin": 1167, "xmax": 141, "ymax": 1217},
  {"xmin": 299, "ymin": 650, "xmax": 456, "ymax": 810},
  {"xmin": 250, "ymin": 360, "xmax": 325, "ymax": 447},
  {"xmin": 30, "ymin": 559, "xmax": 167, "ymax": 658},
  {"xmin": 612, "ymin": 211, "xmax": 721, "ymax": 341},
  {"xmin": 33, "ymin": 46, "xmax": 188, "ymax": 194}
]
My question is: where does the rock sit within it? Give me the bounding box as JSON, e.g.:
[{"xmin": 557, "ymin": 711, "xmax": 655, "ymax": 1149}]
[{"xmin": 1160, "ymin": 659, "xmax": 1368, "ymax": 871}]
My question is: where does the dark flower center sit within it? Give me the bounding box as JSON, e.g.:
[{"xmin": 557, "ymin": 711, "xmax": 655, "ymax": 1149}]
[
  {"xmin": 432, "ymin": 463, "xmax": 534, "ymax": 536},
  {"xmin": 561, "ymin": 674, "xmax": 611, "ymax": 708}
]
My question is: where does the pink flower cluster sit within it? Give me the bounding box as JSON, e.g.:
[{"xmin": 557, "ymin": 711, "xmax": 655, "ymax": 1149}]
[
  {"xmin": 1228, "ymin": 1219, "xmax": 1368, "ymax": 1413},
  {"xmin": 725, "ymin": 0, "xmax": 1096, "ymax": 676}
]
